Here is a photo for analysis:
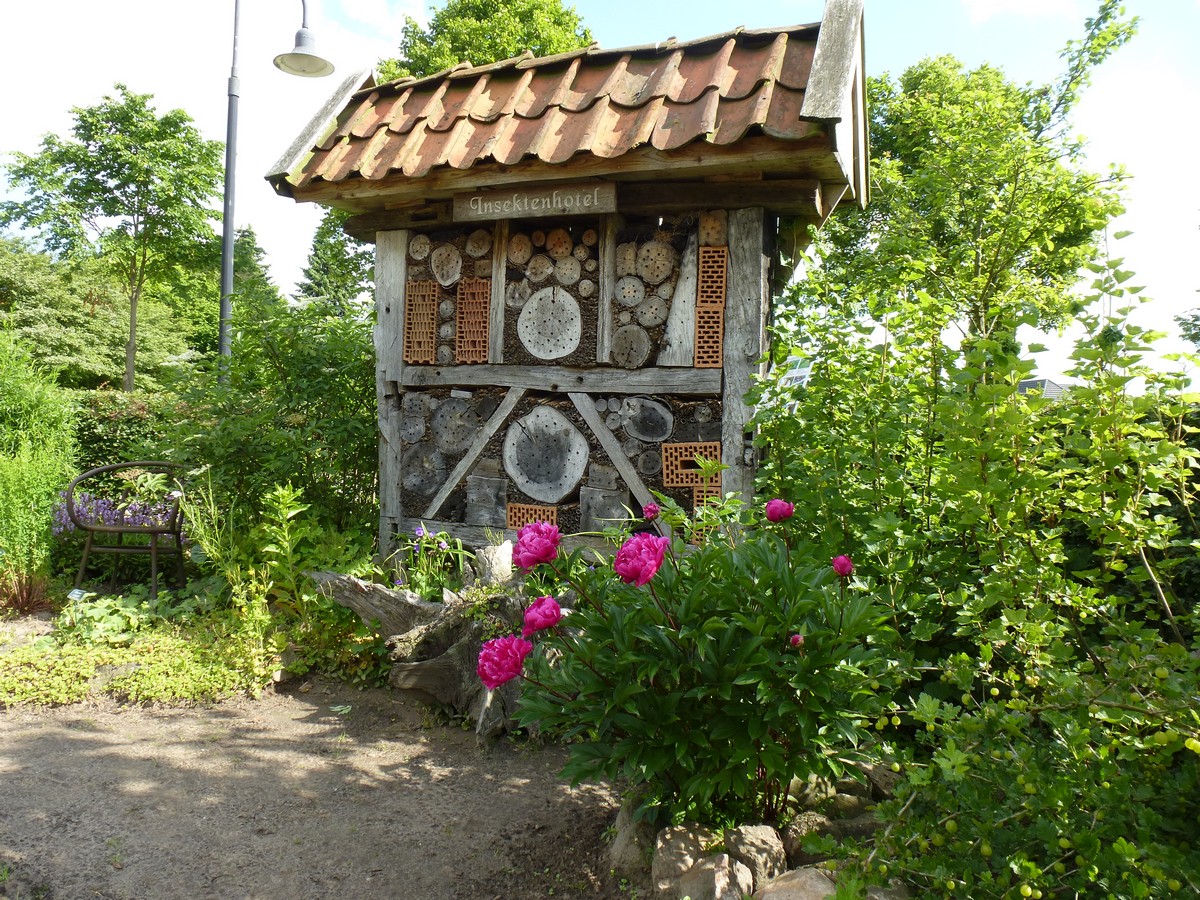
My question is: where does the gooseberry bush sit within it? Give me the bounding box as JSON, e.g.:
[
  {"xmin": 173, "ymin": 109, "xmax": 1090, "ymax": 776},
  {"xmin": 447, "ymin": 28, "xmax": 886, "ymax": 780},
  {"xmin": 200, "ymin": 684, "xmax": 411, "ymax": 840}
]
[{"xmin": 483, "ymin": 498, "xmax": 900, "ymax": 826}]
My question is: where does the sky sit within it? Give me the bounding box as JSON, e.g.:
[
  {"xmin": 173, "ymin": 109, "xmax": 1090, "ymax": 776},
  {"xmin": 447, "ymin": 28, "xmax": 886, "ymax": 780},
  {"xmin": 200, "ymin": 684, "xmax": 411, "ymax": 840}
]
[{"xmin": 3, "ymin": 0, "xmax": 1198, "ymax": 386}]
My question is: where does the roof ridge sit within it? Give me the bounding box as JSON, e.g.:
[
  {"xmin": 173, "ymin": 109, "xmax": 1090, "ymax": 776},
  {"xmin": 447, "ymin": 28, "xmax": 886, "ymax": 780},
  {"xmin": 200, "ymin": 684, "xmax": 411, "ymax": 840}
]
[{"xmin": 360, "ymin": 24, "xmax": 822, "ymax": 100}]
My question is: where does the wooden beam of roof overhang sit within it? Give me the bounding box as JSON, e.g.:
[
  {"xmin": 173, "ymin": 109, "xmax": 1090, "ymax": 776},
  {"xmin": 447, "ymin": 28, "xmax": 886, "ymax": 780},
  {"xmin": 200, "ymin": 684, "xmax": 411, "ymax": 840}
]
[{"xmin": 266, "ymin": 0, "xmax": 867, "ymax": 237}]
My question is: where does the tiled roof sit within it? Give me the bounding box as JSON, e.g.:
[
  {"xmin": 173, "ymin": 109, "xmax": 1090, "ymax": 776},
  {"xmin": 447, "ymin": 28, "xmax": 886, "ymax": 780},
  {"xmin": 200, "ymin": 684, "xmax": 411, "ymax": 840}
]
[{"xmin": 274, "ymin": 24, "xmax": 829, "ymax": 193}]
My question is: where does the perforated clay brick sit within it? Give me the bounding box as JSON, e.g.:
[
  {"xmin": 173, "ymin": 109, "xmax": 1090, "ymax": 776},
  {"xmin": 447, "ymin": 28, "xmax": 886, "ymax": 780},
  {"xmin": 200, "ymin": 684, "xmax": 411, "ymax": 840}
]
[
  {"xmin": 661, "ymin": 441, "xmax": 722, "ymax": 488},
  {"xmin": 455, "ymin": 277, "xmax": 490, "ymax": 363},
  {"xmin": 692, "ymin": 483, "xmax": 722, "ymax": 507},
  {"xmin": 694, "ymin": 307, "xmax": 725, "ymax": 369},
  {"xmin": 403, "ymin": 280, "xmax": 439, "ymax": 364},
  {"xmin": 694, "ymin": 246, "xmax": 727, "ymax": 368},
  {"xmin": 696, "ymin": 246, "xmax": 728, "ymax": 307},
  {"xmin": 507, "ymin": 503, "xmax": 558, "ymax": 529}
]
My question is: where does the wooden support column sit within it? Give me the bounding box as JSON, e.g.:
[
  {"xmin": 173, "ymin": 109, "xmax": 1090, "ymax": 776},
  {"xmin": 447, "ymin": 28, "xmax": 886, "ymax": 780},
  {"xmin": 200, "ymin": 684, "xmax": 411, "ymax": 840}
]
[
  {"xmin": 375, "ymin": 229, "xmax": 409, "ymax": 556},
  {"xmin": 722, "ymin": 208, "xmax": 769, "ymax": 504},
  {"xmin": 489, "ymin": 220, "xmax": 508, "ymax": 363}
]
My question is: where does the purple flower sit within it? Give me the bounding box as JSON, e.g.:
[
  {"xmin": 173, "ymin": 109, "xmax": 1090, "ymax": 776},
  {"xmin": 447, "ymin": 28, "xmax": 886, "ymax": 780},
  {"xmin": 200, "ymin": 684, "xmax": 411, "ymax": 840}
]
[
  {"xmin": 522, "ymin": 596, "xmax": 563, "ymax": 638},
  {"xmin": 438, "ymin": 541, "xmax": 449, "ymax": 550},
  {"xmin": 613, "ymin": 532, "xmax": 671, "ymax": 587},
  {"xmin": 414, "ymin": 526, "xmax": 425, "ymax": 539},
  {"xmin": 477, "ymin": 635, "xmax": 533, "ymax": 690},
  {"xmin": 514, "ymin": 521, "xmax": 560, "ymax": 571},
  {"xmin": 765, "ymin": 499, "xmax": 795, "ymax": 523}
]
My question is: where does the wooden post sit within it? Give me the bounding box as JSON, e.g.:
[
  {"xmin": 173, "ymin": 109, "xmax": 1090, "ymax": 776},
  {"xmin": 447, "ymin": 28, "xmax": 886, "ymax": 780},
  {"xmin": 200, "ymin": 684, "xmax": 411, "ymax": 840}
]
[
  {"xmin": 722, "ymin": 209, "xmax": 769, "ymax": 504},
  {"xmin": 376, "ymin": 230, "xmax": 409, "ymax": 557},
  {"xmin": 597, "ymin": 213, "xmax": 618, "ymax": 364},
  {"xmin": 489, "ymin": 219, "xmax": 508, "ymax": 363}
]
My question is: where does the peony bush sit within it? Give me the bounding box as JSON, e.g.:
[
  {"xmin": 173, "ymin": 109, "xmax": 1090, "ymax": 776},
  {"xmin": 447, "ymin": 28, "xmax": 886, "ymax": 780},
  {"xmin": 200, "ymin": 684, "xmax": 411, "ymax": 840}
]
[{"xmin": 484, "ymin": 496, "xmax": 899, "ymax": 826}]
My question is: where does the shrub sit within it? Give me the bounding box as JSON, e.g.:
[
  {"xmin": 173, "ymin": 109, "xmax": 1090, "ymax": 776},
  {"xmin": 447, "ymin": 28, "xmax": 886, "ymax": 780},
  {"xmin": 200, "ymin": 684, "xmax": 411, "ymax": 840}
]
[
  {"xmin": 0, "ymin": 332, "xmax": 75, "ymax": 611},
  {"xmin": 511, "ymin": 498, "xmax": 898, "ymax": 826},
  {"xmin": 155, "ymin": 294, "xmax": 377, "ymax": 533},
  {"xmin": 71, "ymin": 389, "xmax": 173, "ymax": 472}
]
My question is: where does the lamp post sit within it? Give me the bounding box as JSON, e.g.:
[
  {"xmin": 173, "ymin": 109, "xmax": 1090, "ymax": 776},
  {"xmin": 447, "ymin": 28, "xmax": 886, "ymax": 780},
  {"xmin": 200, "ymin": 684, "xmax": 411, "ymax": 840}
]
[{"xmin": 218, "ymin": 0, "xmax": 333, "ymax": 369}]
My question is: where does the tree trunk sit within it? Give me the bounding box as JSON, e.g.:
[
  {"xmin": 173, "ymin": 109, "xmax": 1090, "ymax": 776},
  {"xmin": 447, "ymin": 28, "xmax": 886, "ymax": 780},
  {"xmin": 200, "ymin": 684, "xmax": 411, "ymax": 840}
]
[{"xmin": 124, "ymin": 287, "xmax": 138, "ymax": 392}]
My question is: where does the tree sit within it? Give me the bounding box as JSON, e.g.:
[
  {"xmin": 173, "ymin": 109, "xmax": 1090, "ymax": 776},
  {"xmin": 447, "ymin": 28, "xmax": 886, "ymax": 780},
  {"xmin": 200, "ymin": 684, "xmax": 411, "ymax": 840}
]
[
  {"xmin": 0, "ymin": 238, "xmax": 188, "ymax": 390},
  {"xmin": 296, "ymin": 209, "xmax": 373, "ymax": 309},
  {"xmin": 1, "ymin": 84, "xmax": 223, "ymax": 391},
  {"xmin": 378, "ymin": 0, "xmax": 592, "ymax": 82},
  {"xmin": 752, "ymin": 7, "xmax": 1200, "ymax": 893}
]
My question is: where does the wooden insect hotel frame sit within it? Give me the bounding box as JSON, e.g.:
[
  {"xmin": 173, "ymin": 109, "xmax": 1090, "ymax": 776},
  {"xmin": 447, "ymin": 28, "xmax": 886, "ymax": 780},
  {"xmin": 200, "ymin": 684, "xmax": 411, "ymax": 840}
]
[{"xmin": 268, "ymin": 0, "xmax": 868, "ymax": 553}]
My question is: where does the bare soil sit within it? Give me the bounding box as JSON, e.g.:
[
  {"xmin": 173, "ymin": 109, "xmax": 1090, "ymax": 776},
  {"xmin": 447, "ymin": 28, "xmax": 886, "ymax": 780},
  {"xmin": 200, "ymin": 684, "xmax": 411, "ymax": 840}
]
[{"xmin": 0, "ymin": 615, "xmax": 637, "ymax": 900}]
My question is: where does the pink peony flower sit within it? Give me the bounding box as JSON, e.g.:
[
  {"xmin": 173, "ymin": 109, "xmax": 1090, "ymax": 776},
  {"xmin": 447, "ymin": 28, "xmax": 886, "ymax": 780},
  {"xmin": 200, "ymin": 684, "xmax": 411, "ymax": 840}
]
[
  {"xmin": 613, "ymin": 532, "xmax": 671, "ymax": 587},
  {"xmin": 476, "ymin": 635, "xmax": 533, "ymax": 690},
  {"xmin": 765, "ymin": 499, "xmax": 795, "ymax": 522},
  {"xmin": 790, "ymin": 633, "xmax": 806, "ymax": 648},
  {"xmin": 832, "ymin": 555, "xmax": 854, "ymax": 577},
  {"xmin": 522, "ymin": 596, "xmax": 563, "ymax": 638},
  {"xmin": 513, "ymin": 521, "xmax": 560, "ymax": 571},
  {"xmin": 642, "ymin": 502, "xmax": 660, "ymax": 521}
]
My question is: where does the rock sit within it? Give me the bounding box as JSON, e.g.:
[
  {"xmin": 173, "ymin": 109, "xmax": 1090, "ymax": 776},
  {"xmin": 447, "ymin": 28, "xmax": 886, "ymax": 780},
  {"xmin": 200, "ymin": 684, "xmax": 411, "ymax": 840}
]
[
  {"xmin": 789, "ymin": 773, "xmax": 836, "ymax": 810},
  {"xmin": 725, "ymin": 824, "xmax": 787, "ymax": 889},
  {"xmin": 835, "ymin": 774, "xmax": 873, "ymax": 800},
  {"xmin": 858, "ymin": 762, "xmax": 902, "ymax": 800},
  {"xmin": 754, "ymin": 866, "xmax": 837, "ymax": 900},
  {"xmin": 780, "ymin": 812, "xmax": 838, "ymax": 868},
  {"xmin": 866, "ymin": 882, "xmax": 912, "ymax": 899},
  {"xmin": 471, "ymin": 541, "xmax": 513, "ymax": 585},
  {"xmin": 652, "ymin": 823, "xmax": 719, "ymax": 896},
  {"xmin": 676, "ymin": 853, "xmax": 753, "ymax": 900},
  {"xmin": 607, "ymin": 796, "xmax": 655, "ymax": 879},
  {"xmin": 827, "ymin": 792, "xmax": 871, "ymax": 817},
  {"xmin": 835, "ymin": 813, "xmax": 881, "ymax": 841}
]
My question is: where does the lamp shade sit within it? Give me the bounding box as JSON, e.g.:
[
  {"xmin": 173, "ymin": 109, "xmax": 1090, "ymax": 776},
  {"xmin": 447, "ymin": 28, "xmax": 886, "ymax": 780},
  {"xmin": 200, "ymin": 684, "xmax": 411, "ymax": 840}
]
[{"xmin": 274, "ymin": 26, "xmax": 334, "ymax": 77}]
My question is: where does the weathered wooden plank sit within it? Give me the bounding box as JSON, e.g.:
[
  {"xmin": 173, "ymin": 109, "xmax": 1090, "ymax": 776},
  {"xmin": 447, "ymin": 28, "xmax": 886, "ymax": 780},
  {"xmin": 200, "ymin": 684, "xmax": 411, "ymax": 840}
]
[
  {"xmin": 400, "ymin": 364, "xmax": 722, "ymax": 394},
  {"xmin": 454, "ymin": 183, "xmax": 616, "ymax": 222},
  {"xmin": 423, "ymin": 387, "xmax": 526, "ymax": 519},
  {"xmin": 344, "ymin": 202, "xmax": 454, "ymax": 239},
  {"xmin": 293, "ymin": 135, "xmax": 838, "ymax": 209},
  {"xmin": 489, "ymin": 219, "xmax": 508, "ymax": 363},
  {"xmin": 375, "ymin": 230, "xmax": 410, "ymax": 555},
  {"xmin": 722, "ymin": 208, "xmax": 769, "ymax": 504},
  {"xmin": 656, "ymin": 232, "xmax": 698, "ymax": 367},
  {"xmin": 267, "ymin": 69, "xmax": 376, "ymax": 182},
  {"xmin": 616, "ymin": 180, "xmax": 822, "ymax": 216},
  {"xmin": 375, "ymin": 230, "xmax": 409, "ymax": 383},
  {"xmin": 597, "ymin": 214, "xmax": 618, "ymax": 364},
  {"xmin": 569, "ymin": 392, "xmax": 655, "ymax": 511},
  {"xmin": 395, "ymin": 517, "xmax": 612, "ymax": 553},
  {"xmin": 377, "ymin": 374, "xmax": 404, "ymax": 557},
  {"xmin": 799, "ymin": 0, "xmax": 864, "ymax": 122}
]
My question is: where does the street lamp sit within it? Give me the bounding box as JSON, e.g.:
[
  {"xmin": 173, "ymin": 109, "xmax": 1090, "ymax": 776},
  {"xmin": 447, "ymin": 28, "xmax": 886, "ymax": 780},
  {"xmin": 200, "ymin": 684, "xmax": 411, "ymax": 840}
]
[{"xmin": 219, "ymin": 0, "xmax": 333, "ymax": 368}]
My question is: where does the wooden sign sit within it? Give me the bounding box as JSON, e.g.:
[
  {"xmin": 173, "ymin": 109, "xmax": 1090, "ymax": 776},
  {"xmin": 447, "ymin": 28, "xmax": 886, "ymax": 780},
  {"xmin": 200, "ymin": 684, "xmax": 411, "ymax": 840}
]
[{"xmin": 454, "ymin": 183, "xmax": 616, "ymax": 222}]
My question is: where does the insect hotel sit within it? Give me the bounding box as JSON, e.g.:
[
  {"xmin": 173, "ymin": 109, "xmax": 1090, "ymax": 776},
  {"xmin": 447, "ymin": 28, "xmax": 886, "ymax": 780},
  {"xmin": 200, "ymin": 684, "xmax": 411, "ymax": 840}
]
[{"xmin": 268, "ymin": 0, "xmax": 868, "ymax": 553}]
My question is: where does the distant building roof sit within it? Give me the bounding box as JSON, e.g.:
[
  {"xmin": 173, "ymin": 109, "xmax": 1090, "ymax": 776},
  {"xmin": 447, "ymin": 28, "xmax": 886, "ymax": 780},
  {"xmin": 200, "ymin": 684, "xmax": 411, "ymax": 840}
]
[{"xmin": 1018, "ymin": 378, "xmax": 1067, "ymax": 399}]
